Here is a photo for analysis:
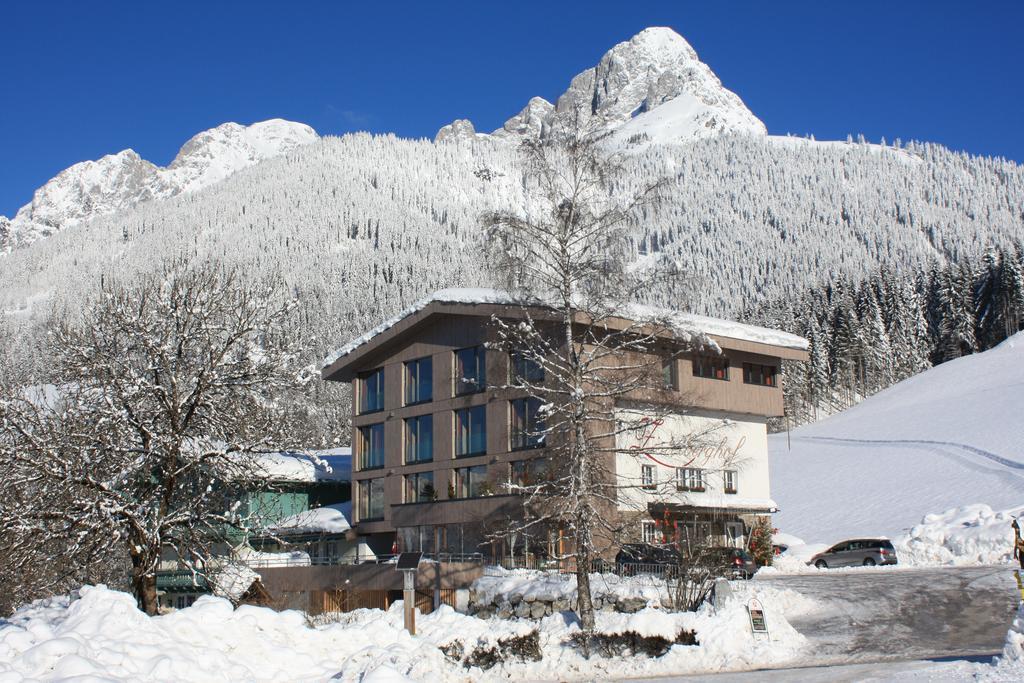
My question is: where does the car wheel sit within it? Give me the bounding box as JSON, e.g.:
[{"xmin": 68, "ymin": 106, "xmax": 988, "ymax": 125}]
[
  {"xmin": 814, "ymin": 560, "xmax": 828, "ymax": 569},
  {"xmin": 863, "ymin": 558, "xmax": 876, "ymax": 567}
]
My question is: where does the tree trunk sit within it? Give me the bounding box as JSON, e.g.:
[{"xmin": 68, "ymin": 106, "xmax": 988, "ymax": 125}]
[
  {"xmin": 130, "ymin": 548, "xmax": 159, "ymax": 615},
  {"xmin": 575, "ymin": 525, "xmax": 595, "ymax": 632}
]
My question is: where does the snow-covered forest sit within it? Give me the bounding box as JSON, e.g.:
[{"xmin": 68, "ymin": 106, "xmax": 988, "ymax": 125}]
[
  {"xmin": 2, "ymin": 130, "xmax": 1023, "ymax": 443},
  {"xmin": 745, "ymin": 244, "xmax": 1024, "ymax": 426}
]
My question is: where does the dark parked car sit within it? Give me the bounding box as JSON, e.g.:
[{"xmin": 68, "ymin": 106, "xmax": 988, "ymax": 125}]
[
  {"xmin": 809, "ymin": 538, "xmax": 898, "ymax": 568},
  {"xmin": 706, "ymin": 547, "xmax": 757, "ymax": 579},
  {"xmin": 615, "ymin": 543, "xmax": 680, "ymax": 568},
  {"xmin": 615, "ymin": 544, "xmax": 755, "ymax": 580}
]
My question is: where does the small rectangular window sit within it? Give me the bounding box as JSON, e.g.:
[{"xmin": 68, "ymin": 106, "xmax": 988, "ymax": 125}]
[
  {"xmin": 743, "ymin": 362, "xmax": 777, "ymax": 387},
  {"xmin": 510, "ymin": 350, "xmax": 544, "ymax": 384},
  {"xmin": 359, "ymin": 368, "xmax": 385, "ymax": 413},
  {"xmin": 404, "ymin": 414, "xmax": 433, "ymax": 464},
  {"xmin": 404, "ymin": 357, "xmax": 433, "ymax": 405},
  {"xmin": 641, "ymin": 520, "xmax": 659, "ymax": 544},
  {"xmin": 510, "ymin": 397, "xmax": 545, "ymax": 450},
  {"xmin": 661, "ymin": 357, "xmax": 678, "ymax": 389},
  {"xmin": 358, "ymin": 423, "xmax": 385, "ymax": 470},
  {"xmin": 453, "ymin": 465, "xmax": 489, "ymax": 498},
  {"xmin": 723, "ymin": 470, "xmax": 738, "ymax": 494},
  {"xmin": 455, "ymin": 346, "xmax": 486, "ymax": 395},
  {"xmin": 455, "ymin": 405, "xmax": 487, "ymax": 457},
  {"xmin": 641, "ymin": 464, "xmax": 656, "ymax": 490},
  {"xmin": 692, "ymin": 356, "xmax": 730, "ymax": 381},
  {"xmin": 358, "ymin": 478, "xmax": 384, "ymax": 520},
  {"xmin": 404, "ymin": 471, "xmax": 436, "ymax": 503},
  {"xmin": 676, "ymin": 467, "xmax": 705, "ymax": 492}
]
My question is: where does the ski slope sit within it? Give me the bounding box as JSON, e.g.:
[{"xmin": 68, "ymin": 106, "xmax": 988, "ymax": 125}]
[{"xmin": 770, "ymin": 332, "xmax": 1024, "ymax": 552}]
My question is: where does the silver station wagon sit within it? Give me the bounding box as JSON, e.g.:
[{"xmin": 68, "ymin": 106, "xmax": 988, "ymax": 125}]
[{"xmin": 809, "ymin": 538, "xmax": 898, "ymax": 568}]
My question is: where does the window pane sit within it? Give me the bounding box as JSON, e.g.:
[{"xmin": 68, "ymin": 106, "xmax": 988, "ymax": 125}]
[
  {"xmin": 405, "ymin": 414, "xmax": 433, "ymax": 463},
  {"xmin": 661, "ymin": 358, "xmax": 677, "ymax": 389},
  {"xmin": 405, "ymin": 357, "xmax": 432, "ymax": 405},
  {"xmin": 405, "ymin": 471, "xmax": 436, "ymax": 503},
  {"xmin": 360, "ymin": 368, "xmax": 384, "ymax": 413},
  {"xmin": 455, "ymin": 347, "xmax": 485, "ymax": 395},
  {"xmin": 369, "ymin": 478, "xmax": 384, "ymax": 518},
  {"xmin": 454, "ymin": 465, "xmax": 489, "ymax": 498},
  {"xmin": 360, "ymin": 423, "xmax": 385, "ymax": 469},
  {"xmin": 743, "ymin": 363, "xmax": 776, "ymax": 386},
  {"xmin": 360, "ymin": 478, "xmax": 384, "ymax": 520},
  {"xmin": 511, "ymin": 351, "xmax": 544, "ymax": 384},
  {"xmin": 510, "ymin": 397, "xmax": 544, "ymax": 450},
  {"xmin": 455, "ymin": 405, "xmax": 487, "ymax": 456},
  {"xmin": 693, "ymin": 356, "xmax": 729, "ymax": 380}
]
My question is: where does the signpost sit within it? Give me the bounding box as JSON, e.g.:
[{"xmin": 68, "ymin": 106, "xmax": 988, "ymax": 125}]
[
  {"xmin": 747, "ymin": 598, "xmax": 769, "ymax": 638},
  {"xmin": 396, "ymin": 552, "xmax": 423, "ymax": 635}
]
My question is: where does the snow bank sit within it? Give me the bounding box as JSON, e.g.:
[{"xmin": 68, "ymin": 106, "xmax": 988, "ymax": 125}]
[
  {"xmin": 473, "ymin": 568, "xmax": 666, "ymax": 608},
  {"xmin": 897, "ymin": 504, "xmax": 1024, "ymax": 567},
  {"xmin": 987, "ymin": 600, "xmax": 1024, "ymax": 682},
  {"xmin": 0, "ymin": 584, "xmax": 809, "ymax": 682}
]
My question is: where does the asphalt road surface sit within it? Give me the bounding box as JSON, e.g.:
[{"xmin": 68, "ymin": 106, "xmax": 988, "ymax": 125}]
[
  {"xmin": 630, "ymin": 565, "xmax": 1019, "ymax": 681},
  {"xmin": 757, "ymin": 565, "xmax": 1018, "ymax": 663}
]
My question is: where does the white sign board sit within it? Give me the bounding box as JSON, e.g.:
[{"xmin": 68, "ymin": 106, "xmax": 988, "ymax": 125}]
[{"xmin": 747, "ymin": 598, "xmax": 769, "ymax": 636}]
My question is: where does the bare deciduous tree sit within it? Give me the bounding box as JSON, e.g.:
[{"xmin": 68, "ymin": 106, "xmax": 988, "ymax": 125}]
[
  {"xmin": 0, "ymin": 261, "xmax": 307, "ymax": 614},
  {"xmin": 482, "ymin": 115, "xmax": 723, "ymax": 631}
]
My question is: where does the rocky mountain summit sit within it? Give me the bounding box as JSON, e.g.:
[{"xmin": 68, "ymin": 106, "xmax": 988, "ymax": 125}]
[
  {"xmin": 2, "ymin": 119, "xmax": 317, "ymax": 250},
  {"xmin": 435, "ymin": 27, "xmax": 766, "ymax": 144}
]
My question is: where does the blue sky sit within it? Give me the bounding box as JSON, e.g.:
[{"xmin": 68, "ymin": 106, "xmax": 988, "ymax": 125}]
[{"xmin": 2, "ymin": 1, "xmax": 1022, "ymax": 217}]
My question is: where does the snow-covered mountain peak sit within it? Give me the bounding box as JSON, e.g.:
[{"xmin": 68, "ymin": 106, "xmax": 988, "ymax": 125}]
[
  {"xmin": 2, "ymin": 119, "xmax": 318, "ymax": 250},
  {"xmin": 437, "ymin": 26, "xmax": 766, "ymax": 146},
  {"xmin": 9, "ymin": 149, "xmax": 165, "ymax": 245},
  {"xmin": 166, "ymin": 119, "xmax": 317, "ymax": 191}
]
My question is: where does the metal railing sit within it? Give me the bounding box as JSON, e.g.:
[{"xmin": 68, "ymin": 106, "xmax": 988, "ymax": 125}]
[{"xmin": 242, "ymin": 552, "xmax": 485, "ymax": 568}]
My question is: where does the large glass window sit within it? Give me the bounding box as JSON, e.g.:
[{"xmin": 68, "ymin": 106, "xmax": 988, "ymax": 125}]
[
  {"xmin": 693, "ymin": 355, "xmax": 729, "ymax": 381},
  {"xmin": 404, "ymin": 357, "xmax": 432, "ymax": 405},
  {"xmin": 743, "ymin": 362, "xmax": 777, "ymax": 387},
  {"xmin": 454, "ymin": 346, "xmax": 485, "ymax": 395},
  {"xmin": 453, "ymin": 465, "xmax": 489, "ymax": 498},
  {"xmin": 510, "ymin": 351, "xmax": 544, "ymax": 384},
  {"xmin": 358, "ymin": 423, "xmax": 385, "ymax": 470},
  {"xmin": 404, "ymin": 414, "xmax": 433, "ymax": 463},
  {"xmin": 454, "ymin": 405, "xmax": 487, "ymax": 457},
  {"xmin": 404, "ymin": 471, "xmax": 436, "ymax": 503},
  {"xmin": 510, "ymin": 397, "xmax": 545, "ymax": 450},
  {"xmin": 359, "ymin": 368, "xmax": 385, "ymax": 413},
  {"xmin": 510, "ymin": 458, "xmax": 548, "ymax": 488},
  {"xmin": 358, "ymin": 478, "xmax": 384, "ymax": 520}
]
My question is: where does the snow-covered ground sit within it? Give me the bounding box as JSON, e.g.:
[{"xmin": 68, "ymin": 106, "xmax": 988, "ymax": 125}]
[
  {"xmin": 0, "ymin": 583, "xmax": 809, "ymax": 682},
  {"xmin": 770, "ymin": 333, "xmax": 1024, "ymax": 566}
]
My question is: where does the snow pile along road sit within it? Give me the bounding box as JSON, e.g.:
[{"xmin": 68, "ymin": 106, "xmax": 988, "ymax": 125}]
[
  {"xmin": 771, "ymin": 333, "xmax": 1024, "ymax": 563},
  {"xmin": 899, "ymin": 504, "xmax": 1024, "ymax": 566},
  {"xmin": 988, "ymin": 600, "xmax": 1024, "ymax": 682},
  {"xmin": 0, "ymin": 584, "xmax": 808, "ymax": 681}
]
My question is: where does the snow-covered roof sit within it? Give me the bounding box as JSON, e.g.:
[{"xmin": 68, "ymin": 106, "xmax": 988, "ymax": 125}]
[
  {"xmin": 268, "ymin": 501, "xmax": 352, "ymax": 536},
  {"xmin": 251, "ymin": 448, "xmax": 351, "ymax": 483},
  {"xmin": 322, "ymin": 288, "xmax": 808, "ymax": 369}
]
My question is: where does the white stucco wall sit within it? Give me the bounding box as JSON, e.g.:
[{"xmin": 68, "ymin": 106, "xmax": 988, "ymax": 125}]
[{"xmin": 614, "ymin": 408, "xmax": 772, "ymax": 512}]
